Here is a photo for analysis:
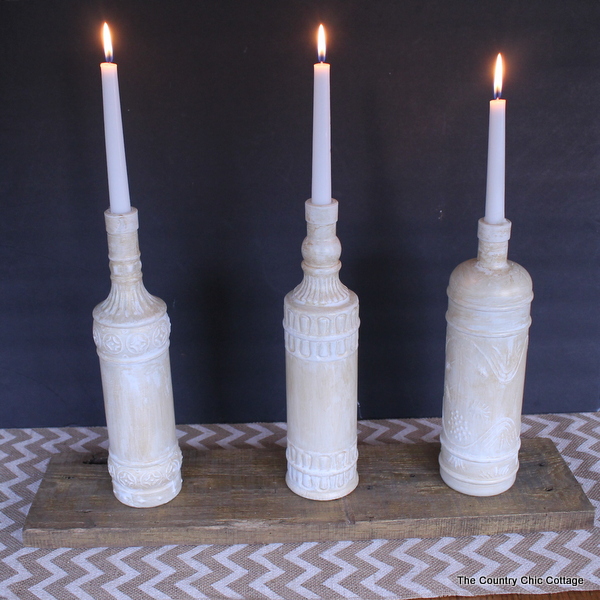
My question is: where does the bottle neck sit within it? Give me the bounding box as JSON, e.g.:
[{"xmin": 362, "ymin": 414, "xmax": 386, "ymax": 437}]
[
  {"xmin": 302, "ymin": 200, "xmax": 341, "ymax": 273},
  {"xmin": 476, "ymin": 218, "xmax": 511, "ymax": 270},
  {"xmin": 105, "ymin": 209, "xmax": 143, "ymax": 286},
  {"xmin": 293, "ymin": 200, "xmax": 349, "ymax": 305},
  {"xmin": 95, "ymin": 208, "xmax": 164, "ymax": 324}
]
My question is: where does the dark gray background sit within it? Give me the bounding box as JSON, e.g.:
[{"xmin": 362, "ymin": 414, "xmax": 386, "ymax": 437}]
[{"xmin": 1, "ymin": 1, "xmax": 598, "ymax": 428}]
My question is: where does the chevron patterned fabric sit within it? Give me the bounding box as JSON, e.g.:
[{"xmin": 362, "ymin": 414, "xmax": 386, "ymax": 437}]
[{"xmin": 1, "ymin": 414, "xmax": 599, "ymax": 599}]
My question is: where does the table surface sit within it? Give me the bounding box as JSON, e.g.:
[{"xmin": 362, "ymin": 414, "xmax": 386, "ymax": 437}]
[{"xmin": 1, "ymin": 413, "xmax": 599, "ymax": 600}]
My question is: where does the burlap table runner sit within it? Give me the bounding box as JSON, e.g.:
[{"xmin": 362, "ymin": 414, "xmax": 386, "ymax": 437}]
[{"xmin": 1, "ymin": 413, "xmax": 599, "ymax": 599}]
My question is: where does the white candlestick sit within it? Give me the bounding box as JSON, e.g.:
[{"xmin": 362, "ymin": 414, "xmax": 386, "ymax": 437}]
[
  {"xmin": 311, "ymin": 25, "xmax": 331, "ymax": 206},
  {"xmin": 484, "ymin": 54, "xmax": 505, "ymax": 225},
  {"xmin": 101, "ymin": 23, "xmax": 131, "ymax": 215}
]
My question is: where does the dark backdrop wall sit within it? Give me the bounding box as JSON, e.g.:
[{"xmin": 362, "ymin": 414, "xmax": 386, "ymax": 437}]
[{"xmin": 1, "ymin": 1, "xmax": 598, "ymax": 428}]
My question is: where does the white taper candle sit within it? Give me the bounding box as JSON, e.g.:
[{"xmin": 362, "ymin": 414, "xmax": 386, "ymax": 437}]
[
  {"xmin": 484, "ymin": 53, "xmax": 506, "ymax": 225},
  {"xmin": 101, "ymin": 23, "xmax": 131, "ymax": 215},
  {"xmin": 311, "ymin": 25, "xmax": 332, "ymax": 206}
]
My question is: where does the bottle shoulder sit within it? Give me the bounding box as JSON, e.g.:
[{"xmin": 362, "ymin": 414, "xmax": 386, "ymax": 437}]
[{"xmin": 448, "ymin": 258, "xmax": 533, "ymax": 308}]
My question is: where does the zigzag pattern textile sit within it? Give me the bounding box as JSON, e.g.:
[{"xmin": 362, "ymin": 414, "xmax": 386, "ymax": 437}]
[{"xmin": 1, "ymin": 414, "xmax": 600, "ymax": 600}]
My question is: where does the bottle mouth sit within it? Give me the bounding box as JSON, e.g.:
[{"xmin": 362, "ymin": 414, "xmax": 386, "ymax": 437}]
[{"xmin": 477, "ymin": 217, "xmax": 511, "ymax": 243}]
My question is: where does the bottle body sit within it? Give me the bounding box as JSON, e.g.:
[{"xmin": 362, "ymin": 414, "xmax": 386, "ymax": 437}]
[
  {"xmin": 284, "ymin": 200, "xmax": 360, "ymax": 500},
  {"xmin": 93, "ymin": 209, "xmax": 182, "ymax": 508},
  {"xmin": 439, "ymin": 219, "xmax": 533, "ymax": 496}
]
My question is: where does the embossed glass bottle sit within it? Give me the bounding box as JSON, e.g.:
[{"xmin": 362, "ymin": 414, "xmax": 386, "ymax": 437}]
[
  {"xmin": 284, "ymin": 200, "xmax": 360, "ymax": 500},
  {"xmin": 93, "ymin": 208, "xmax": 182, "ymax": 507},
  {"xmin": 439, "ymin": 218, "xmax": 533, "ymax": 496}
]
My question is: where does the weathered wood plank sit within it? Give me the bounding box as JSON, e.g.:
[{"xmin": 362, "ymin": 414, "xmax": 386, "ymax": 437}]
[{"xmin": 23, "ymin": 438, "xmax": 594, "ymax": 548}]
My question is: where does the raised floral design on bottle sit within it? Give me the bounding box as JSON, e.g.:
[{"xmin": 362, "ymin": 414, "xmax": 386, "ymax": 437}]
[{"xmin": 439, "ymin": 218, "xmax": 533, "ymax": 497}]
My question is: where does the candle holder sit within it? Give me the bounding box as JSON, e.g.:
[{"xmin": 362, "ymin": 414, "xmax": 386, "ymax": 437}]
[
  {"xmin": 93, "ymin": 208, "xmax": 182, "ymax": 508},
  {"xmin": 284, "ymin": 200, "xmax": 360, "ymax": 501},
  {"xmin": 439, "ymin": 218, "xmax": 533, "ymax": 496}
]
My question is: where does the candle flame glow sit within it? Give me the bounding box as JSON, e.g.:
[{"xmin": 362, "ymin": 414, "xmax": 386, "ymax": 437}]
[
  {"xmin": 317, "ymin": 24, "xmax": 326, "ymax": 63},
  {"xmin": 103, "ymin": 23, "xmax": 113, "ymax": 63},
  {"xmin": 494, "ymin": 53, "xmax": 503, "ymax": 99}
]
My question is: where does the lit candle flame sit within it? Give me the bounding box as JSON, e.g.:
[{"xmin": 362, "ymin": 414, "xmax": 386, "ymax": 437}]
[
  {"xmin": 103, "ymin": 23, "xmax": 113, "ymax": 63},
  {"xmin": 494, "ymin": 53, "xmax": 503, "ymax": 99},
  {"xmin": 317, "ymin": 24, "xmax": 326, "ymax": 63}
]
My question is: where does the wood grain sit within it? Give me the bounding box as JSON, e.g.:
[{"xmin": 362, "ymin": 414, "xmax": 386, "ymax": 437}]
[{"xmin": 23, "ymin": 437, "xmax": 594, "ymax": 548}]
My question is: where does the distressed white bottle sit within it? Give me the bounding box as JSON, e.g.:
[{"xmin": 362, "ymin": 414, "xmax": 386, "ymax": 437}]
[
  {"xmin": 284, "ymin": 200, "xmax": 360, "ymax": 500},
  {"xmin": 439, "ymin": 218, "xmax": 533, "ymax": 496},
  {"xmin": 93, "ymin": 208, "xmax": 182, "ymax": 507}
]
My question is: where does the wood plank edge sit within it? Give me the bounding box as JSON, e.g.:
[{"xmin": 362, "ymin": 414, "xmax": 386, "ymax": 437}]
[{"xmin": 23, "ymin": 509, "xmax": 596, "ymax": 549}]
